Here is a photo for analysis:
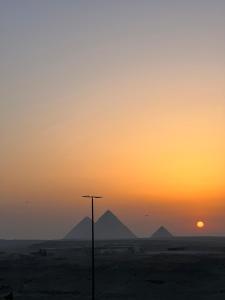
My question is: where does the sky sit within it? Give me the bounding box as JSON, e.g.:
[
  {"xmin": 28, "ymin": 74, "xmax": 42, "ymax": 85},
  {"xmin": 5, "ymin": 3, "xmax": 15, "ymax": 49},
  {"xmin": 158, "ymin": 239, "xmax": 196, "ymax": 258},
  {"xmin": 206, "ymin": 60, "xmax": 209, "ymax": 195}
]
[{"xmin": 0, "ymin": 0, "xmax": 225, "ymax": 239}]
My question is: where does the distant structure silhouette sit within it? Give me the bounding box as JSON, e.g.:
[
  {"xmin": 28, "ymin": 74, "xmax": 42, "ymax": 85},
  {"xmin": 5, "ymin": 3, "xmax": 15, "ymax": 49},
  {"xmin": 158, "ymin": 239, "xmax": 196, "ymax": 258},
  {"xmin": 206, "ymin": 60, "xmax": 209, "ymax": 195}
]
[
  {"xmin": 95, "ymin": 210, "xmax": 136, "ymax": 240},
  {"xmin": 64, "ymin": 210, "xmax": 136, "ymax": 240},
  {"xmin": 151, "ymin": 226, "xmax": 173, "ymax": 239},
  {"xmin": 64, "ymin": 217, "xmax": 92, "ymax": 240}
]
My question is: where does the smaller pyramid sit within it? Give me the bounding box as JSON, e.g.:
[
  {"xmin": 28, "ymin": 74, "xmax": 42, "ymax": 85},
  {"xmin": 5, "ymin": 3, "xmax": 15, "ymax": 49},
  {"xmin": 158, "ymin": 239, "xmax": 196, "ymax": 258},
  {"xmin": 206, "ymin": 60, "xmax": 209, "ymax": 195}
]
[
  {"xmin": 151, "ymin": 226, "xmax": 173, "ymax": 239},
  {"xmin": 64, "ymin": 217, "xmax": 92, "ymax": 240},
  {"xmin": 95, "ymin": 210, "xmax": 136, "ymax": 240}
]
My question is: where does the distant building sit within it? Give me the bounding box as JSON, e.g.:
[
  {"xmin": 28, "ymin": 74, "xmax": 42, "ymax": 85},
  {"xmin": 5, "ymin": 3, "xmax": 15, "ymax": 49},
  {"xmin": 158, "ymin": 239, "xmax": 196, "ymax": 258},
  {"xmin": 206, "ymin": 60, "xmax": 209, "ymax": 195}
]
[
  {"xmin": 64, "ymin": 217, "xmax": 92, "ymax": 240},
  {"xmin": 151, "ymin": 226, "xmax": 173, "ymax": 239},
  {"xmin": 64, "ymin": 210, "xmax": 136, "ymax": 240},
  {"xmin": 95, "ymin": 210, "xmax": 136, "ymax": 240}
]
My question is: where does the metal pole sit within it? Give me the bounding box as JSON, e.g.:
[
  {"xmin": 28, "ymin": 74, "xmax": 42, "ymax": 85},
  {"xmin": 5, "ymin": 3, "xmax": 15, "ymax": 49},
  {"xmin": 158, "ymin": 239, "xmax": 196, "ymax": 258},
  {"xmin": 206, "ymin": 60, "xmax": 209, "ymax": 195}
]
[
  {"xmin": 82, "ymin": 195, "xmax": 102, "ymax": 300},
  {"xmin": 91, "ymin": 196, "xmax": 95, "ymax": 300}
]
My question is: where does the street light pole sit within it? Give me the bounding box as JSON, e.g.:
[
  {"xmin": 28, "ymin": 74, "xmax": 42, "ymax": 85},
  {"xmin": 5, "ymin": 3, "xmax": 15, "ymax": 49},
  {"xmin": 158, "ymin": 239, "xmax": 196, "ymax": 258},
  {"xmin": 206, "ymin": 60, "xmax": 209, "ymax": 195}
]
[{"xmin": 82, "ymin": 195, "xmax": 102, "ymax": 300}]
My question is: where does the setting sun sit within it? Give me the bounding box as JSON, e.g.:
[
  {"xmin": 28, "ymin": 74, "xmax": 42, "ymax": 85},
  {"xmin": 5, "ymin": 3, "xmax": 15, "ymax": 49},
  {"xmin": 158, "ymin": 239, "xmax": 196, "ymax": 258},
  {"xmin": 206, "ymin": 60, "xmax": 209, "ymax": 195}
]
[{"xmin": 196, "ymin": 221, "xmax": 205, "ymax": 229}]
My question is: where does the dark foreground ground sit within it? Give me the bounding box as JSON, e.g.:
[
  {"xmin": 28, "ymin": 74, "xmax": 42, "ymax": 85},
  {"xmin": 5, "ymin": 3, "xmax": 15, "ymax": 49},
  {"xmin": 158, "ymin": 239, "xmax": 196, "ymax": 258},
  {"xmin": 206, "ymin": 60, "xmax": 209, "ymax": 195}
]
[{"xmin": 0, "ymin": 238, "xmax": 225, "ymax": 299}]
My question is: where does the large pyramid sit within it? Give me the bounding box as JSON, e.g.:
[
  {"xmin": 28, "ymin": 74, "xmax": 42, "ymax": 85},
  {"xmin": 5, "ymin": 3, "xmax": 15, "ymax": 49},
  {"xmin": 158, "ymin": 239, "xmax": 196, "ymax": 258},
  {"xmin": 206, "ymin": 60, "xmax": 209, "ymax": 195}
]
[
  {"xmin": 64, "ymin": 217, "xmax": 92, "ymax": 240},
  {"xmin": 151, "ymin": 226, "xmax": 173, "ymax": 239},
  {"xmin": 95, "ymin": 210, "xmax": 136, "ymax": 240}
]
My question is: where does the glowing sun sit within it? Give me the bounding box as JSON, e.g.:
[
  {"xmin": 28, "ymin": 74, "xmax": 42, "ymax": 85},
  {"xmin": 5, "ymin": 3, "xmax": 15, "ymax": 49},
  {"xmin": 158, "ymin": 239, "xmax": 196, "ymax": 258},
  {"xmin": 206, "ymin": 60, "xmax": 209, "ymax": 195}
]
[{"xmin": 196, "ymin": 221, "xmax": 205, "ymax": 229}]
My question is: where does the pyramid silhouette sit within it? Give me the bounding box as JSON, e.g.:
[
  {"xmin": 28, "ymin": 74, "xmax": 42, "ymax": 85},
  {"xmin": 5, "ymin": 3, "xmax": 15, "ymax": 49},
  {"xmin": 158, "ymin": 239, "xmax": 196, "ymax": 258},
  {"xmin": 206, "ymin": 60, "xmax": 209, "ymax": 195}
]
[
  {"xmin": 64, "ymin": 217, "xmax": 92, "ymax": 240},
  {"xmin": 95, "ymin": 210, "xmax": 136, "ymax": 240},
  {"xmin": 151, "ymin": 226, "xmax": 173, "ymax": 239}
]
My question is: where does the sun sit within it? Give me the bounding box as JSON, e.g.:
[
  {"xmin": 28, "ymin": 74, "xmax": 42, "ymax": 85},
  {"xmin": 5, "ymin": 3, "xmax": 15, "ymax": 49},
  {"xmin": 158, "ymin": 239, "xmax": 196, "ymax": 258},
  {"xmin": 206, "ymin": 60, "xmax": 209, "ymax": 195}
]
[{"xmin": 196, "ymin": 221, "xmax": 205, "ymax": 229}]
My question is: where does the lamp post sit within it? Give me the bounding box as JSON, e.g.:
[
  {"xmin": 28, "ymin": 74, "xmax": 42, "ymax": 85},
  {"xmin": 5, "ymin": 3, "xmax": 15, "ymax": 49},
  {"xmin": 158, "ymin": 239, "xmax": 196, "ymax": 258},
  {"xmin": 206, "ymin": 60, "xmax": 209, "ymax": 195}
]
[{"xmin": 82, "ymin": 195, "xmax": 102, "ymax": 300}]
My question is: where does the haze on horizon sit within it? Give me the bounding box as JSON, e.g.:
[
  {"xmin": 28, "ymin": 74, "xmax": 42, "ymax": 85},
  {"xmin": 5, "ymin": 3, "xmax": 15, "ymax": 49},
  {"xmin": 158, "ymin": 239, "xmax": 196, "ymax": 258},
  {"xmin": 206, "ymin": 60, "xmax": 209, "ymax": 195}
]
[{"xmin": 0, "ymin": 0, "xmax": 225, "ymax": 239}]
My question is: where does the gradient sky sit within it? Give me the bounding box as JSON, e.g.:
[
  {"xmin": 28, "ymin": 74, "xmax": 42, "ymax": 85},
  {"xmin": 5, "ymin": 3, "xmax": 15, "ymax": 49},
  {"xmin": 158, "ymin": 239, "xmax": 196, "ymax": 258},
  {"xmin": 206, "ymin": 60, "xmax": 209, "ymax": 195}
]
[{"xmin": 0, "ymin": 0, "xmax": 225, "ymax": 239}]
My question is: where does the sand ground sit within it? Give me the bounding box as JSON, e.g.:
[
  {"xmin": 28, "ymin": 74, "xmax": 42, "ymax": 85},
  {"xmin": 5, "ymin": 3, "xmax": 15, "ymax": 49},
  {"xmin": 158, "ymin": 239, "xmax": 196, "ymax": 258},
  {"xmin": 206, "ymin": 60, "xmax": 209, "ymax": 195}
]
[{"xmin": 0, "ymin": 238, "xmax": 225, "ymax": 299}]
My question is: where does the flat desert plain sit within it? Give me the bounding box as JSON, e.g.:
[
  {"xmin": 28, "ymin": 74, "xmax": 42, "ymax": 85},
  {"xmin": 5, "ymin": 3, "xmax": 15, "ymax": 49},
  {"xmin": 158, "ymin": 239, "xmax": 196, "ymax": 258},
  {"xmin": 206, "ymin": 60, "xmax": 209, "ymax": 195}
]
[{"xmin": 0, "ymin": 238, "xmax": 225, "ymax": 299}]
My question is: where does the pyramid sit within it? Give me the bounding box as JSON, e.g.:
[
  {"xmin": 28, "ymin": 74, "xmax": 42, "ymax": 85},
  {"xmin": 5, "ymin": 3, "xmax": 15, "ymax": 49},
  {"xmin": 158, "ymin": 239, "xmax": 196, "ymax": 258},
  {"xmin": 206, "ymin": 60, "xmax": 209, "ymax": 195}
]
[
  {"xmin": 151, "ymin": 226, "xmax": 173, "ymax": 239},
  {"xmin": 64, "ymin": 217, "xmax": 92, "ymax": 240},
  {"xmin": 95, "ymin": 210, "xmax": 136, "ymax": 240}
]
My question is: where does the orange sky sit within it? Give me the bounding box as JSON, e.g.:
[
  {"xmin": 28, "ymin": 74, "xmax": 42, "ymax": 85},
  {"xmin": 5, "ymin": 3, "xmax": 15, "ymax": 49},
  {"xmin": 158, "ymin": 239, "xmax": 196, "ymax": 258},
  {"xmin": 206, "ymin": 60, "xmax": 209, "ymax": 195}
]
[{"xmin": 0, "ymin": 1, "xmax": 225, "ymax": 238}]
